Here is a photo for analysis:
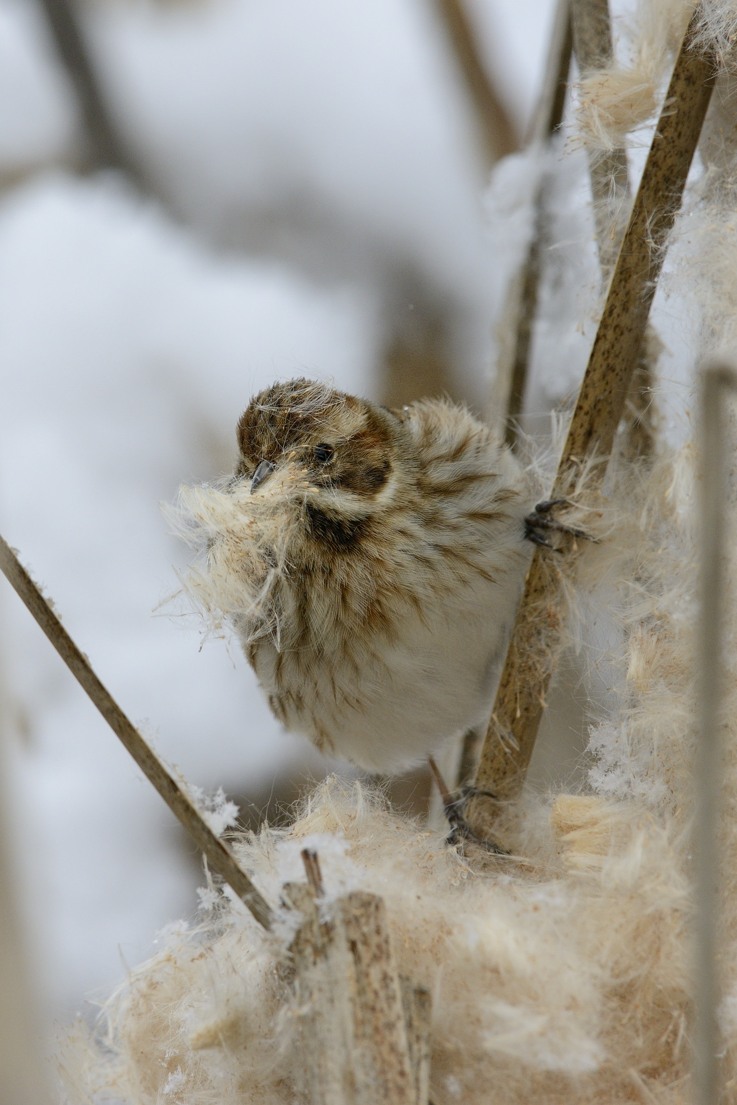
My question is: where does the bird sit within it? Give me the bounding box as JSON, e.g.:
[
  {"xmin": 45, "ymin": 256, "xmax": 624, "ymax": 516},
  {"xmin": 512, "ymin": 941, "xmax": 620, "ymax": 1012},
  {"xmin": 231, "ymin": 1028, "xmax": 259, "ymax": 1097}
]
[{"xmin": 175, "ymin": 377, "xmax": 542, "ymax": 776}]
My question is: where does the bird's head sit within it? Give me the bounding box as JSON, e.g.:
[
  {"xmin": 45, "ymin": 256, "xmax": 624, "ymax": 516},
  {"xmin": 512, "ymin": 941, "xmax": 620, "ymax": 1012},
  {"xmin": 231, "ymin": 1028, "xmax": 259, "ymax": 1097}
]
[
  {"xmin": 234, "ymin": 378, "xmax": 410, "ymax": 550},
  {"xmin": 170, "ymin": 378, "xmax": 414, "ymax": 642}
]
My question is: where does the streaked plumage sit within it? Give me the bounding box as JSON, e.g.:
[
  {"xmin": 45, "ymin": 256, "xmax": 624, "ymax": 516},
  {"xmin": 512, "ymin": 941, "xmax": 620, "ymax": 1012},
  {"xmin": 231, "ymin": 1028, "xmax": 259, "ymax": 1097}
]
[{"xmin": 177, "ymin": 378, "xmax": 534, "ymax": 773}]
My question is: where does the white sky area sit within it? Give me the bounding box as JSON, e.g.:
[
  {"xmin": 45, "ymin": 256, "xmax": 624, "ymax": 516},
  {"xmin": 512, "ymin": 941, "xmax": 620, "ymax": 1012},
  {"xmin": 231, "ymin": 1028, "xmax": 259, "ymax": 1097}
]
[{"xmin": 0, "ymin": 0, "xmax": 701, "ymax": 1056}]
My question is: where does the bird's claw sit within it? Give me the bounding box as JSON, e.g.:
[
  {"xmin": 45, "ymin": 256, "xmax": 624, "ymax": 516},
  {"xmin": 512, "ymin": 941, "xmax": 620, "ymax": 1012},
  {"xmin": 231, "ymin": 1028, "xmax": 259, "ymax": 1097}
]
[
  {"xmin": 443, "ymin": 785, "xmax": 509, "ymax": 855},
  {"xmin": 524, "ymin": 498, "xmax": 593, "ymax": 551}
]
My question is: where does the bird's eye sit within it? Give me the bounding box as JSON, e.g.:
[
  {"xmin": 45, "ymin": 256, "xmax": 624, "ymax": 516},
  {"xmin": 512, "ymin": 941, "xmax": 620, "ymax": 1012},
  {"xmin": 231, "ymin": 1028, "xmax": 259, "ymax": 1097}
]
[{"xmin": 313, "ymin": 443, "xmax": 334, "ymax": 464}]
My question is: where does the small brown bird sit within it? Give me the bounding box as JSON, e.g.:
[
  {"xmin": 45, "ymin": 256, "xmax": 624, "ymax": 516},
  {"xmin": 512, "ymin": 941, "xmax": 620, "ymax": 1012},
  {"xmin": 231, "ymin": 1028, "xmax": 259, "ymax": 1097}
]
[{"xmin": 175, "ymin": 378, "xmax": 538, "ymax": 774}]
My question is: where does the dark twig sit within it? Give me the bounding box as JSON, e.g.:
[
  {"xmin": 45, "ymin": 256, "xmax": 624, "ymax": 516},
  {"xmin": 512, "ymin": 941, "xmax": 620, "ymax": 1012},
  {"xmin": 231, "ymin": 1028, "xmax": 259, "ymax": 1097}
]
[
  {"xmin": 36, "ymin": 0, "xmax": 148, "ymax": 186},
  {"xmin": 436, "ymin": 0, "xmax": 519, "ymax": 160},
  {"xmin": 301, "ymin": 848, "xmax": 325, "ymax": 897}
]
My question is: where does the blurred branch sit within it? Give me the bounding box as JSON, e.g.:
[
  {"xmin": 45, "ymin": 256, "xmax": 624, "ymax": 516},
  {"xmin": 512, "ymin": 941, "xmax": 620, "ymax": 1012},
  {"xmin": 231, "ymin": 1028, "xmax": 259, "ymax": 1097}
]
[
  {"xmin": 0, "ymin": 535, "xmax": 275, "ymax": 931},
  {"xmin": 570, "ymin": 0, "xmax": 662, "ymax": 461},
  {"xmin": 0, "ymin": 734, "xmax": 52, "ymax": 1105},
  {"xmin": 525, "ymin": 0, "xmax": 573, "ymax": 147},
  {"xmin": 471, "ymin": 7, "xmax": 717, "ymax": 809},
  {"xmin": 36, "ymin": 0, "xmax": 148, "ymax": 186},
  {"xmin": 570, "ymin": 0, "xmax": 659, "ymax": 459},
  {"xmin": 436, "ymin": 0, "xmax": 519, "ymax": 161},
  {"xmin": 495, "ymin": 0, "xmax": 573, "ymax": 448},
  {"xmin": 570, "ymin": 0, "xmax": 629, "ymax": 277},
  {"xmin": 380, "ymin": 273, "xmax": 458, "ymax": 407}
]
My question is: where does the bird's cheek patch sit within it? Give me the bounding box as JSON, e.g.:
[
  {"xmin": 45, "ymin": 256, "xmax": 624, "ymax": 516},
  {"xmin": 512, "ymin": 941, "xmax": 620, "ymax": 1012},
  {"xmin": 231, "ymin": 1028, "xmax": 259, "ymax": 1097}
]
[
  {"xmin": 331, "ymin": 458, "xmax": 391, "ymax": 494},
  {"xmin": 331, "ymin": 422, "xmax": 393, "ymax": 495},
  {"xmin": 305, "ymin": 503, "xmax": 368, "ymax": 550}
]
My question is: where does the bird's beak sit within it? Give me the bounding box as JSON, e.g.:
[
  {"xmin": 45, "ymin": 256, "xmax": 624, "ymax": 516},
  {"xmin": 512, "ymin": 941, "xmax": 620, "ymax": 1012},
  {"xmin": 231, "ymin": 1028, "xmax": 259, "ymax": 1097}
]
[{"xmin": 250, "ymin": 459, "xmax": 276, "ymax": 494}]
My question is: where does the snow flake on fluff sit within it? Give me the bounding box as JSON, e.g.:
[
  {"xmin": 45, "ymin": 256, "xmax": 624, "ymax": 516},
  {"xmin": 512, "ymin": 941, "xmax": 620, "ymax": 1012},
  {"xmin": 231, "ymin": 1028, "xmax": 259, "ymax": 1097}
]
[{"xmin": 186, "ymin": 784, "xmax": 240, "ymax": 838}]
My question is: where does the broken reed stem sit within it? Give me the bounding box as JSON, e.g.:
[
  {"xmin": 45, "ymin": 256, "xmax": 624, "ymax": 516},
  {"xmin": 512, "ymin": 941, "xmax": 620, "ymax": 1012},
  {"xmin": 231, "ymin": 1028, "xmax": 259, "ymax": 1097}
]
[
  {"xmin": 285, "ymin": 880, "xmax": 430, "ymax": 1105},
  {"xmin": 0, "ymin": 535, "xmax": 274, "ymax": 931},
  {"xmin": 301, "ymin": 848, "xmax": 325, "ymax": 897},
  {"xmin": 497, "ymin": 0, "xmax": 572, "ymax": 448},
  {"xmin": 473, "ymin": 7, "xmax": 717, "ymax": 805},
  {"xmin": 436, "ymin": 0, "xmax": 518, "ymax": 160},
  {"xmin": 694, "ymin": 363, "xmax": 737, "ymax": 1105}
]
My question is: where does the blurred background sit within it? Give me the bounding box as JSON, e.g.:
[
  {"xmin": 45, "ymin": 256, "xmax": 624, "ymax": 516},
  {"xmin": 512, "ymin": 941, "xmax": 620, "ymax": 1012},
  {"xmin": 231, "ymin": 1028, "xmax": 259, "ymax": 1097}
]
[{"xmin": 0, "ymin": 0, "xmax": 565, "ymax": 1055}]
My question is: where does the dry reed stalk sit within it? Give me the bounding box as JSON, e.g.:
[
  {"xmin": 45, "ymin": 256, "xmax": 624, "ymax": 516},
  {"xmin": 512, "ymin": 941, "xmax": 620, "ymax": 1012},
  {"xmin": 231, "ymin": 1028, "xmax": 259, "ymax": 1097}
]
[
  {"xmin": 284, "ymin": 877, "xmax": 430, "ymax": 1105},
  {"xmin": 471, "ymin": 7, "xmax": 717, "ymax": 809},
  {"xmin": 496, "ymin": 0, "xmax": 572, "ymax": 449},
  {"xmin": 436, "ymin": 0, "xmax": 519, "ymax": 161},
  {"xmin": 695, "ymin": 363, "xmax": 737, "ymax": 1105},
  {"xmin": 0, "ymin": 535, "xmax": 274, "ymax": 931}
]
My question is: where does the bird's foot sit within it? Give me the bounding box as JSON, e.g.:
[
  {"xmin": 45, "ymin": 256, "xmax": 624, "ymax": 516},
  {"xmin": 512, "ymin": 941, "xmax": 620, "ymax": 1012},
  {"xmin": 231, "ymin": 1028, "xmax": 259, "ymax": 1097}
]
[
  {"xmin": 428, "ymin": 757, "xmax": 508, "ymax": 854},
  {"xmin": 444, "ymin": 786, "xmax": 509, "ymax": 854},
  {"xmin": 524, "ymin": 498, "xmax": 594, "ymax": 552}
]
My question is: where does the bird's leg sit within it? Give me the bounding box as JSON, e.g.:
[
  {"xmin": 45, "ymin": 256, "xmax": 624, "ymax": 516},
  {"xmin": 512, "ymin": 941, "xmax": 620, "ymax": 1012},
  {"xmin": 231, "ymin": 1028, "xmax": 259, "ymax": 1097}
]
[
  {"xmin": 427, "ymin": 756, "xmax": 508, "ymax": 854},
  {"xmin": 524, "ymin": 498, "xmax": 594, "ymax": 551}
]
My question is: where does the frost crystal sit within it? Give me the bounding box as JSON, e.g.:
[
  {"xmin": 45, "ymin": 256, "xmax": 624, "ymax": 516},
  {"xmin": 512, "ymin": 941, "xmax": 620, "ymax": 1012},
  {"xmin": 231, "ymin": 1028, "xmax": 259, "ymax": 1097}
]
[{"xmin": 187, "ymin": 784, "xmax": 240, "ymax": 838}]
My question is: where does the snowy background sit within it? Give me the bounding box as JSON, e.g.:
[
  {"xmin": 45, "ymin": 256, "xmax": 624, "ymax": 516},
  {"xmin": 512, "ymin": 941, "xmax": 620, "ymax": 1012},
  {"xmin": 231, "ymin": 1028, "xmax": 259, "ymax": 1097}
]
[
  {"xmin": 1, "ymin": 1, "xmax": 708, "ymax": 1079},
  {"xmin": 0, "ymin": 0, "xmax": 565, "ymax": 1036}
]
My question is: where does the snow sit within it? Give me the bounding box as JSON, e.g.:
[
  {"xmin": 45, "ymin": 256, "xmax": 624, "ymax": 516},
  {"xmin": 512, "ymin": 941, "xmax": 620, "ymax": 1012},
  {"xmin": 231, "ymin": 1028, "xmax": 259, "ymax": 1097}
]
[{"xmin": 187, "ymin": 785, "xmax": 240, "ymax": 838}]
